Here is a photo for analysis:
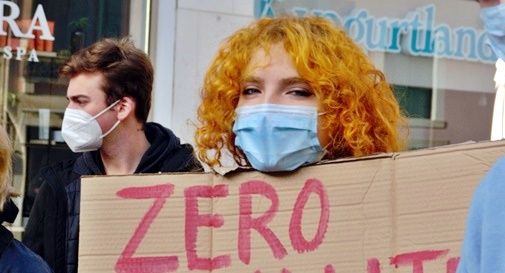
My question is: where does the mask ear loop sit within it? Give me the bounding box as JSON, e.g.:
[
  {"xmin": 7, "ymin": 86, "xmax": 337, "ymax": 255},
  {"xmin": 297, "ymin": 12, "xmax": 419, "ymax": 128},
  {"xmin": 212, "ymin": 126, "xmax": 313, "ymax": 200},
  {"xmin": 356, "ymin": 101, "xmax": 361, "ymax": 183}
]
[
  {"xmin": 100, "ymin": 120, "xmax": 121, "ymax": 138},
  {"xmin": 91, "ymin": 99, "xmax": 122, "ymax": 120},
  {"xmin": 94, "ymin": 99, "xmax": 122, "ymax": 138},
  {"xmin": 318, "ymin": 142, "xmax": 333, "ymax": 161},
  {"xmin": 316, "ymin": 111, "xmax": 330, "ymax": 161},
  {"xmin": 63, "ymin": 100, "xmax": 121, "ymax": 131}
]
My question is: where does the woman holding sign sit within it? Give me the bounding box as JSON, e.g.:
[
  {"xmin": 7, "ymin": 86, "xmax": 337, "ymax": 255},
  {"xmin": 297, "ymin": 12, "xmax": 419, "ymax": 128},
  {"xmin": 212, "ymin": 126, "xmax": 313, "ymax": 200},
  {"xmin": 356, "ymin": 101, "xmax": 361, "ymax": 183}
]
[{"xmin": 195, "ymin": 16, "xmax": 406, "ymax": 172}]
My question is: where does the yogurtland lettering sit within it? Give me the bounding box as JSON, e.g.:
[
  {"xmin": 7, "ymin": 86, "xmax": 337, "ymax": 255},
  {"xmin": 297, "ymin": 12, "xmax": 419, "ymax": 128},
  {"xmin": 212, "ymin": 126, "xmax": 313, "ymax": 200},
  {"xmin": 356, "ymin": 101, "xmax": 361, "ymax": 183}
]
[
  {"xmin": 0, "ymin": 1, "xmax": 55, "ymax": 62},
  {"xmin": 257, "ymin": 1, "xmax": 495, "ymax": 64}
]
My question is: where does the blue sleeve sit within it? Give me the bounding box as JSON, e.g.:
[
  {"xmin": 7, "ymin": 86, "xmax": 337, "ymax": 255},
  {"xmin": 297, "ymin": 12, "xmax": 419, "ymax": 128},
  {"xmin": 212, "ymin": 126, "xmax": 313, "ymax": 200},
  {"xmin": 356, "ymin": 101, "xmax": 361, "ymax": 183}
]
[
  {"xmin": 0, "ymin": 240, "xmax": 53, "ymax": 273},
  {"xmin": 457, "ymin": 156, "xmax": 505, "ymax": 273}
]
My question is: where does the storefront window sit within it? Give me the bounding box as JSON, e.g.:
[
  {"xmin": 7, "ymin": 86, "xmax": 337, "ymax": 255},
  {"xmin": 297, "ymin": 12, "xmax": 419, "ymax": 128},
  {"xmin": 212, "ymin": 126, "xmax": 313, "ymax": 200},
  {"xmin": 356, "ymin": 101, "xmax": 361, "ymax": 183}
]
[
  {"xmin": 0, "ymin": 0, "xmax": 142, "ymax": 225},
  {"xmin": 393, "ymin": 85, "xmax": 432, "ymax": 119},
  {"xmin": 254, "ymin": 0, "xmax": 496, "ymax": 150}
]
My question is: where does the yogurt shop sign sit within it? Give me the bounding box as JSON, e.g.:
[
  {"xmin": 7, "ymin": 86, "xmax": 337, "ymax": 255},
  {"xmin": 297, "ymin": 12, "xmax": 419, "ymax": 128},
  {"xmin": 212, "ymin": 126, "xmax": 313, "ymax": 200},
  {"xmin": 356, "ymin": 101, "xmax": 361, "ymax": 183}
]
[
  {"xmin": 0, "ymin": 1, "xmax": 55, "ymax": 62},
  {"xmin": 255, "ymin": 0, "xmax": 496, "ymax": 64}
]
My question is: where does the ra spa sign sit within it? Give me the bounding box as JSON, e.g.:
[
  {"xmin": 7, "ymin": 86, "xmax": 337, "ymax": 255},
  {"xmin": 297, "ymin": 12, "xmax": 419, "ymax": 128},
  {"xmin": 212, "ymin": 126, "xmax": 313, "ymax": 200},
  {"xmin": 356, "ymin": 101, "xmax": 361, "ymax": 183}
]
[
  {"xmin": 0, "ymin": 1, "xmax": 55, "ymax": 62},
  {"xmin": 255, "ymin": 0, "xmax": 496, "ymax": 64}
]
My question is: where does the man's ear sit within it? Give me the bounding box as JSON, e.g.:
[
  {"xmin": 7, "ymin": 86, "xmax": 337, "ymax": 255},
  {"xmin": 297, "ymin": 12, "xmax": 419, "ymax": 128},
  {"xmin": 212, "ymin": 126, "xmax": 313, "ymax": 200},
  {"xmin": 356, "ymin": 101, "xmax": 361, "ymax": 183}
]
[{"xmin": 116, "ymin": 97, "xmax": 136, "ymax": 121}]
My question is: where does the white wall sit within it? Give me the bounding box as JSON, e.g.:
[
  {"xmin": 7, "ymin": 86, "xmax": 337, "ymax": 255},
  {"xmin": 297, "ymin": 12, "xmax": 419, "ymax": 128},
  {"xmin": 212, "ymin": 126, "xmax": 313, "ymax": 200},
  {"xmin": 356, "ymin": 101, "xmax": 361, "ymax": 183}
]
[
  {"xmin": 150, "ymin": 0, "xmax": 177, "ymax": 129},
  {"xmin": 129, "ymin": 0, "xmax": 150, "ymax": 52},
  {"xmin": 169, "ymin": 0, "xmax": 254, "ymax": 144}
]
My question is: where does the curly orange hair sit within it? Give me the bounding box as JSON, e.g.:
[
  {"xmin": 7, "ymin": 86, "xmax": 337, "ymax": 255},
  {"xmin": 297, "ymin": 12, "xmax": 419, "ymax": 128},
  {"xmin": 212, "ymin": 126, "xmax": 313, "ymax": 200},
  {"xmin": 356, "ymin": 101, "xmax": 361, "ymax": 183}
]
[{"xmin": 195, "ymin": 16, "xmax": 407, "ymax": 167}]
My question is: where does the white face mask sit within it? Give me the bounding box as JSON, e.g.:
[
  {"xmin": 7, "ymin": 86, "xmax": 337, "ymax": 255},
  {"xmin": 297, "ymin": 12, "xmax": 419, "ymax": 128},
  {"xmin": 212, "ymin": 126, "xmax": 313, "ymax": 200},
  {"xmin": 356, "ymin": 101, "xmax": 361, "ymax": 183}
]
[{"xmin": 62, "ymin": 100, "xmax": 121, "ymax": 153}]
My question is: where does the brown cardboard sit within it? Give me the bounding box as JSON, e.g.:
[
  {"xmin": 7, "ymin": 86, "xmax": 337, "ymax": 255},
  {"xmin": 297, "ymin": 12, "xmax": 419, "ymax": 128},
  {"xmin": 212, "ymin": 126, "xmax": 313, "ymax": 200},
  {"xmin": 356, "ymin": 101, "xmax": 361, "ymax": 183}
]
[{"xmin": 79, "ymin": 140, "xmax": 505, "ymax": 273}]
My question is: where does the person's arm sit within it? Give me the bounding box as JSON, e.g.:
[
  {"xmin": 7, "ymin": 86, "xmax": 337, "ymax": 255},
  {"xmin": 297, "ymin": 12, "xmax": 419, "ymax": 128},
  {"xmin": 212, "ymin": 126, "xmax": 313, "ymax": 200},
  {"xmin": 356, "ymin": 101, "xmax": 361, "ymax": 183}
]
[
  {"xmin": 457, "ymin": 157, "xmax": 505, "ymax": 273},
  {"xmin": 456, "ymin": 179, "xmax": 486, "ymax": 273}
]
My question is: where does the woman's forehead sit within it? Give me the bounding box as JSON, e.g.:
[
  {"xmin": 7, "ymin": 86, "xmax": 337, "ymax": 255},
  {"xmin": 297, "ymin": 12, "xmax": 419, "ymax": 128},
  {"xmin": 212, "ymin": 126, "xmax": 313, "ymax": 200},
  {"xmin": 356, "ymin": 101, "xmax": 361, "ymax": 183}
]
[{"xmin": 243, "ymin": 43, "xmax": 297, "ymax": 75}]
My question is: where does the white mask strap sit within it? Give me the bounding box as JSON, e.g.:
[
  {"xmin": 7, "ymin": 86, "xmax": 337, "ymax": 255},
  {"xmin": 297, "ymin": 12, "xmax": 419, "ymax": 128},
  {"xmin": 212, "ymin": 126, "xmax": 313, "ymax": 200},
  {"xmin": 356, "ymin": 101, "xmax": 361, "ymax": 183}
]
[
  {"xmin": 95, "ymin": 100, "xmax": 121, "ymax": 138},
  {"xmin": 101, "ymin": 120, "xmax": 121, "ymax": 139},
  {"xmin": 91, "ymin": 99, "xmax": 121, "ymax": 120}
]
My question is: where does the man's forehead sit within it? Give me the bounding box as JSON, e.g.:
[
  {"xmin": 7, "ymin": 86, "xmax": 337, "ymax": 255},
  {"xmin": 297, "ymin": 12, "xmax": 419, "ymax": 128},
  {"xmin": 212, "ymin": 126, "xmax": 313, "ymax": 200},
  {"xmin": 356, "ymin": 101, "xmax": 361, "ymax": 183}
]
[{"xmin": 67, "ymin": 72, "xmax": 106, "ymax": 96}]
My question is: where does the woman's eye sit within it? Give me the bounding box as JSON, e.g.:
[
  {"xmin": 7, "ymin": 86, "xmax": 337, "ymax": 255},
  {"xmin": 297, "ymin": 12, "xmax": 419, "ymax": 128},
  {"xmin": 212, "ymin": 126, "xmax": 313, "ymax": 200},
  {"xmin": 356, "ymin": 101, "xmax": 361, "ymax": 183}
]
[
  {"xmin": 287, "ymin": 89, "xmax": 313, "ymax": 97},
  {"xmin": 242, "ymin": 87, "xmax": 261, "ymax": 96}
]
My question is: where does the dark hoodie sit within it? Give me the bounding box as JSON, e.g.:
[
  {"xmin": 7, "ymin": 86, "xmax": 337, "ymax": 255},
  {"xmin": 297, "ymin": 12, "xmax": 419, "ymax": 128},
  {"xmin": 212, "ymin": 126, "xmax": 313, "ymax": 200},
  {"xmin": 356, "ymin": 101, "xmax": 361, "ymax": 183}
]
[{"xmin": 23, "ymin": 123, "xmax": 202, "ymax": 273}]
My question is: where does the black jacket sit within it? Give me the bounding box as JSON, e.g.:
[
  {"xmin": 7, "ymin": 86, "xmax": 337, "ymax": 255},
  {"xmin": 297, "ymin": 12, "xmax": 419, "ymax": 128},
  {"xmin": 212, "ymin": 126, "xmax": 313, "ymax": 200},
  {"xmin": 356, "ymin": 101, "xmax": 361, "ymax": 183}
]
[
  {"xmin": 23, "ymin": 123, "xmax": 202, "ymax": 273},
  {"xmin": 0, "ymin": 200, "xmax": 53, "ymax": 273}
]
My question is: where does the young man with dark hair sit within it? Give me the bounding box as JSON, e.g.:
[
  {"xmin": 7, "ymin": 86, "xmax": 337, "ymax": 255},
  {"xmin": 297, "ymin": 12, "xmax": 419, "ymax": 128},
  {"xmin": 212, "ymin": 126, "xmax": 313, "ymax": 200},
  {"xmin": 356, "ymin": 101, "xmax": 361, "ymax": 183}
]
[{"xmin": 23, "ymin": 38, "xmax": 202, "ymax": 273}]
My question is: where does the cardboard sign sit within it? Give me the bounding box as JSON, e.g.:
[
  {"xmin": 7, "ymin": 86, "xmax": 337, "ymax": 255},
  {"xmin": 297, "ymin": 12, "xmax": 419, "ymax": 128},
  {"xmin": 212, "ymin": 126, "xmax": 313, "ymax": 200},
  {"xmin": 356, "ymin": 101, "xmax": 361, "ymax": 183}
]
[{"xmin": 79, "ymin": 141, "xmax": 505, "ymax": 273}]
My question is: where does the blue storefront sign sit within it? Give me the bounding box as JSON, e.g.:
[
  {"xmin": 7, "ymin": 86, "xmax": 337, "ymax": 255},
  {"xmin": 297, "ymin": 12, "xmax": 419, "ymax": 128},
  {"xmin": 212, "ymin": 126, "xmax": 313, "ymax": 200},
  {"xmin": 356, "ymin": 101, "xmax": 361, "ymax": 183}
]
[{"xmin": 255, "ymin": 0, "xmax": 496, "ymax": 64}]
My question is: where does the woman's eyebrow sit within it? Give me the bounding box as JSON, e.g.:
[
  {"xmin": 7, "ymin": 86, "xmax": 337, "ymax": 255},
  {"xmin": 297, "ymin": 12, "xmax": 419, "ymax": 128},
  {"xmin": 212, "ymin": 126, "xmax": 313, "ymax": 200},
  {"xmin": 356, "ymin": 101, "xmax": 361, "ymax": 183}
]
[
  {"xmin": 280, "ymin": 77, "xmax": 309, "ymax": 88},
  {"xmin": 241, "ymin": 76, "xmax": 265, "ymax": 85},
  {"xmin": 241, "ymin": 76, "xmax": 264, "ymax": 85}
]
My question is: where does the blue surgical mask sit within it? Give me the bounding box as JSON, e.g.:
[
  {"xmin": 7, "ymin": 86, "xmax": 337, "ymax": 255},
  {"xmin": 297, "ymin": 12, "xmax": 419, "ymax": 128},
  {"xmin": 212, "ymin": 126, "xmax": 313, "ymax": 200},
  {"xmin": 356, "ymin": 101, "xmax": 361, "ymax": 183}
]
[
  {"xmin": 481, "ymin": 3, "xmax": 505, "ymax": 60},
  {"xmin": 232, "ymin": 104, "xmax": 323, "ymax": 172}
]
